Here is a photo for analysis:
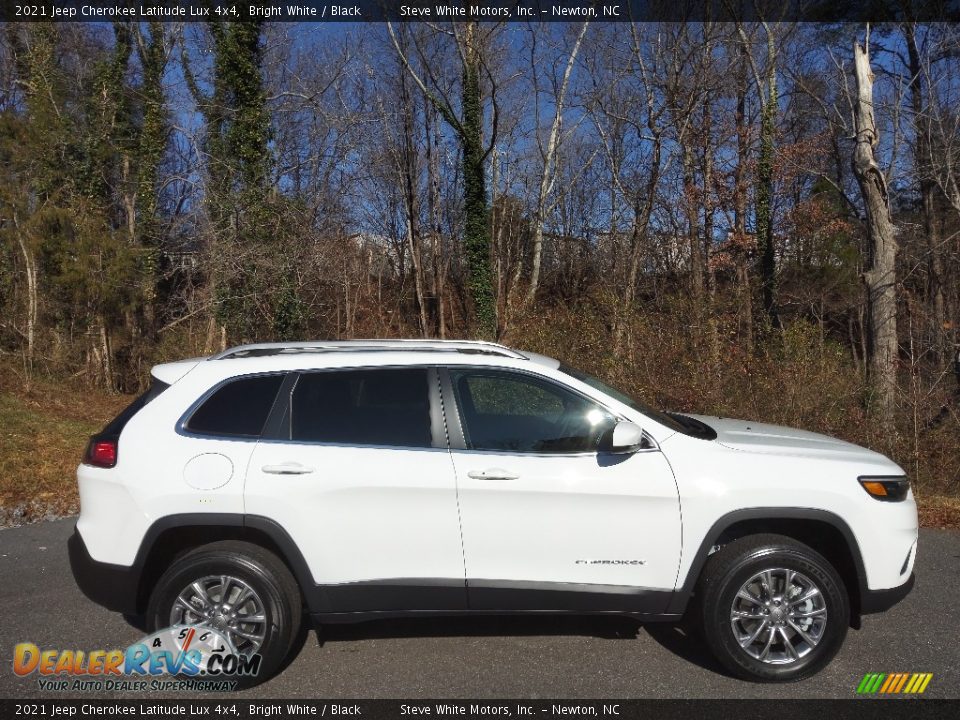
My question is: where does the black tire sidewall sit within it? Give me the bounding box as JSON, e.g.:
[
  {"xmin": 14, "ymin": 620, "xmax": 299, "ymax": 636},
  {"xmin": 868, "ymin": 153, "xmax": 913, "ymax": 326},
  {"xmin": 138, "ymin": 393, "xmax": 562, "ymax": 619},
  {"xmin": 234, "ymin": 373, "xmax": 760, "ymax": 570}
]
[
  {"xmin": 146, "ymin": 550, "xmax": 295, "ymax": 687},
  {"xmin": 704, "ymin": 544, "xmax": 849, "ymax": 682}
]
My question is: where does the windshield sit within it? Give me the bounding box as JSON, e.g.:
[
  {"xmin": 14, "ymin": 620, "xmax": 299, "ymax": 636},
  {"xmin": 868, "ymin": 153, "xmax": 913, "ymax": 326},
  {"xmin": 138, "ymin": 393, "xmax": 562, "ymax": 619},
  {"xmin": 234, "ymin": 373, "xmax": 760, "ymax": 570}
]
[{"xmin": 558, "ymin": 364, "xmax": 716, "ymax": 440}]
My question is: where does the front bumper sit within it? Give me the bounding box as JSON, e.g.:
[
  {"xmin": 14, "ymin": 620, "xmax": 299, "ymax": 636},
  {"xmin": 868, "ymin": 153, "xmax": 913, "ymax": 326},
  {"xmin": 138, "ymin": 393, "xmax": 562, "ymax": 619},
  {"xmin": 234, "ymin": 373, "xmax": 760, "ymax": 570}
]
[
  {"xmin": 68, "ymin": 527, "xmax": 141, "ymax": 615},
  {"xmin": 861, "ymin": 572, "xmax": 915, "ymax": 615}
]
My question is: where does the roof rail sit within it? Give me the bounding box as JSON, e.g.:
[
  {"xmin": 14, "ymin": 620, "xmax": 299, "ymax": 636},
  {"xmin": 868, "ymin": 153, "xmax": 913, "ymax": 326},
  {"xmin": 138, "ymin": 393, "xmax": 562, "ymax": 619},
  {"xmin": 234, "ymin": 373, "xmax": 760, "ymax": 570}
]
[{"xmin": 209, "ymin": 339, "xmax": 529, "ymax": 361}]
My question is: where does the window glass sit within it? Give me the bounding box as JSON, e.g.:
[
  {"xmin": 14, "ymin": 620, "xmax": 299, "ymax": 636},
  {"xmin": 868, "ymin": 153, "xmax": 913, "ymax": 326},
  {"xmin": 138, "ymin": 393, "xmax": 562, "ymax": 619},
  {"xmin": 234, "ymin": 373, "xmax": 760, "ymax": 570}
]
[
  {"xmin": 558, "ymin": 364, "xmax": 716, "ymax": 440},
  {"xmin": 290, "ymin": 368, "xmax": 432, "ymax": 448},
  {"xmin": 450, "ymin": 370, "xmax": 616, "ymax": 453},
  {"xmin": 186, "ymin": 374, "xmax": 284, "ymax": 437}
]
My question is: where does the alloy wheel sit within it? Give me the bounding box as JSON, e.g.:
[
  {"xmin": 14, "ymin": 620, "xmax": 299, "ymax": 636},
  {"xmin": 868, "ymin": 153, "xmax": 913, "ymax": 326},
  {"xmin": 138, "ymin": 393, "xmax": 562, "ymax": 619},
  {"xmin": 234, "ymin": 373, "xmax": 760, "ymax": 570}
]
[
  {"xmin": 169, "ymin": 574, "xmax": 267, "ymax": 654},
  {"xmin": 730, "ymin": 567, "xmax": 828, "ymax": 665}
]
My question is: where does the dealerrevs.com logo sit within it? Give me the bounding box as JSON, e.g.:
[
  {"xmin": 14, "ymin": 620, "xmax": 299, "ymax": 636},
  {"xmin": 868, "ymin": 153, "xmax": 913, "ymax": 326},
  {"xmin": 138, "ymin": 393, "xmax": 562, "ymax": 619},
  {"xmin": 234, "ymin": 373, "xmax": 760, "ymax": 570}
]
[{"xmin": 12, "ymin": 625, "xmax": 260, "ymax": 692}]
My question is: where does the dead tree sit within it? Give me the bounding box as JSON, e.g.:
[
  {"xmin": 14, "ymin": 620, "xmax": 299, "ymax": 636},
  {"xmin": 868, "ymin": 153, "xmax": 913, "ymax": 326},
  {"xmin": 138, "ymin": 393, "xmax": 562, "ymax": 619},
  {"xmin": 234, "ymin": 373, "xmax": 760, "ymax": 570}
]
[{"xmin": 852, "ymin": 35, "xmax": 898, "ymax": 429}]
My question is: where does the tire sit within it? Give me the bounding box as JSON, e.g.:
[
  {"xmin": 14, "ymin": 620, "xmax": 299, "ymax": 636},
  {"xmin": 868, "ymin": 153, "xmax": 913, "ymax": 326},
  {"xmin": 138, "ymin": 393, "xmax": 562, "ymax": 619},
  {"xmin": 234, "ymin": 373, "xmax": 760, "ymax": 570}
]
[
  {"xmin": 696, "ymin": 533, "xmax": 849, "ymax": 682},
  {"xmin": 146, "ymin": 541, "xmax": 302, "ymax": 687}
]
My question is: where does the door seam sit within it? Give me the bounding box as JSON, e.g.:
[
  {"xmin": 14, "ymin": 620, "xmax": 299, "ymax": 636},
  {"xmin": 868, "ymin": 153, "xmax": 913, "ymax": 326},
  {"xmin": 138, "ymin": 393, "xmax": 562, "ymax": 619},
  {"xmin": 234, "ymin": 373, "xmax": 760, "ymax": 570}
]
[{"xmin": 435, "ymin": 367, "xmax": 470, "ymax": 588}]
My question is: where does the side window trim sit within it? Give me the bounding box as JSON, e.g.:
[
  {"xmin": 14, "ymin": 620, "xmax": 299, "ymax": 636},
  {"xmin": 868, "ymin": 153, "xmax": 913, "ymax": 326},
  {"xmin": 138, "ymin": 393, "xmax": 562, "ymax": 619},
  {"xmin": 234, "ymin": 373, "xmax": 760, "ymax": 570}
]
[
  {"xmin": 261, "ymin": 365, "xmax": 448, "ymax": 451},
  {"xmin": 261, "ymin": 371, "xmax": 300, "ymax": 441},
  {"xmin": 177, "ymin": 371, "xmax": 289, "ymax": 441},
  {"xmin": 427, "ymin": 367, "xmax": 448, "ymax": 449},
  {"xmin": 438, "ymin": 365, "xmax": 629, "ymax": 456},
  {"xmin": 438, "ymin": 367, "xmax": 467, "ymax": 451}
]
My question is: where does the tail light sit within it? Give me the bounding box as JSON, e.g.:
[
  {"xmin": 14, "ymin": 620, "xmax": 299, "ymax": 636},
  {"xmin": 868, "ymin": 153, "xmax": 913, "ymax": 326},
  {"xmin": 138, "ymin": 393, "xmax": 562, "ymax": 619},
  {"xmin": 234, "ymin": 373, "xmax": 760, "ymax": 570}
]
[{"xmin": 84, "ymin": 438, "xmax": 117, "ymax": 468}]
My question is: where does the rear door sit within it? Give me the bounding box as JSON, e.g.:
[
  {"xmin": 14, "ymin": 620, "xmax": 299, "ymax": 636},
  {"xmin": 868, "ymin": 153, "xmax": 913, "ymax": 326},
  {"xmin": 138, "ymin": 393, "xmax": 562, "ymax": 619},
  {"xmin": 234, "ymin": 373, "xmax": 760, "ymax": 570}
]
[
  {"xmin": 441, "ymin": 367, "xmax": 681, "ymax": 612},
  {"xmin": 244, "ymin": 366, "xmax": 466, "ymax": 612}
]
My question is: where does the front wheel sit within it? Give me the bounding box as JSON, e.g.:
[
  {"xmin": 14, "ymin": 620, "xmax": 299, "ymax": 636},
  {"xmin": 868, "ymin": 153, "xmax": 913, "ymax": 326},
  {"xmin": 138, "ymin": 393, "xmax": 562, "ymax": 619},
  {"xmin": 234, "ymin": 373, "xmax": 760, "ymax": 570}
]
[{"xmin": 697, "ymin": 534, "xmax": 849, "ymax": 682}]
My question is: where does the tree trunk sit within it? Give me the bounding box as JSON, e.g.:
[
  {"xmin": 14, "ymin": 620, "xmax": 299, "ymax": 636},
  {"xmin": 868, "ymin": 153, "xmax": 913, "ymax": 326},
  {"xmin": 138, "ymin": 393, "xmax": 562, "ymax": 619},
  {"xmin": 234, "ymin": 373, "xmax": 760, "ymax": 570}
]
[
  {"xmin": 734, "ymin": 53, "xmax": 753, "ymax": 353},
  {"xmin": 756, "ymin": 78, "xmax": 779, "ymax": 330},
  {"xmin": 527, "ymin": 21, "xmax": 588, "ymax": 304},
  {"xmin": 425, "ymin": 102, "xmax": 447, "ymax": 339},
  {"xmin": 681, "ymin": 142, "xmax": 703, "ymax": 299},
  {"xmin": 12, "ymin": 211, "xmax": 37, "ymax": 372},
  {"xmin": 387, "ymin": 21, "xmax": 495, "ymax": 336},
  {"xmin": 852, "ymin": 38, "xmax": 899, "ymax": 428},
  {"xmin": 461, "ymin": 21, "xmax": 496, "ymax": 338},
  {"xmin": 904, "ymin": 24, "xmax": 946, "ymax": 364},
  {"xmin": 398, "ymin": 67, "xmax": 429, "ymax": 337},
  {"xmin": 99, "ymin": 317, "xmax": 114, "ymax": 393},
  {"xmin": 613, "ymin": 131, "xmax": 661, "ymax": 354},
  {"xmin": 702, "ymin": 98, "xmax": 720, "ymax": 366}
]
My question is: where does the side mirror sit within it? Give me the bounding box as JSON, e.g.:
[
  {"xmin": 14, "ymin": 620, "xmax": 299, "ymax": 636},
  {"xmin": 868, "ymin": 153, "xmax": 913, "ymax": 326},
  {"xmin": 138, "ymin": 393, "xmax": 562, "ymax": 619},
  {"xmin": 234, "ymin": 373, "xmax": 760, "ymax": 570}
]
[{"xmin": 609, "ymin": 420, "xmax": 645, "ymax": 453}]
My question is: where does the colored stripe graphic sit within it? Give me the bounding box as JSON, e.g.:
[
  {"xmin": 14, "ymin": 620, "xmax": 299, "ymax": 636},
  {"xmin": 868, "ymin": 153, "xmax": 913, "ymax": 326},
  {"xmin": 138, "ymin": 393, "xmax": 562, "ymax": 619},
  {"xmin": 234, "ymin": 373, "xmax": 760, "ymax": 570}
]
[
  {"xmin": 857, "ymin": 673, "xmax": 885, "ymax": 693},
  {"xmin": 857, "ymin": 672, "xmax": 933, "ymax": 694},
  {"xmin": 905, "ymin": 673, "xmax": 934, "ymax": 694}
]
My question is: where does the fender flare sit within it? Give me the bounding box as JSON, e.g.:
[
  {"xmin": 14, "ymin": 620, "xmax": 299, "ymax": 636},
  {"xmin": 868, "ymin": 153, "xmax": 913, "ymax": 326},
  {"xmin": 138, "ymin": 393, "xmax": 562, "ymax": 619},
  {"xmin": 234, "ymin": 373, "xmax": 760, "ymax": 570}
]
[
  {"xmin": 666, "ymin": 507, "xmax": 868, "ymax": 615},
  {"xmin": 131, "ymin": 513, "xmax": 327, "ymax": 613}
]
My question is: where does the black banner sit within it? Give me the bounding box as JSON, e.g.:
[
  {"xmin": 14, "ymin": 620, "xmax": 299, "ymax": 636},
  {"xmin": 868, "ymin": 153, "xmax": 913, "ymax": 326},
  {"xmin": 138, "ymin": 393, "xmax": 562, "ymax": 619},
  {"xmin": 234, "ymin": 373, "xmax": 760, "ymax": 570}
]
[
  {"xmin": 1, "ymin": 700, "xmax": 959, "ymax": 720},
  {"xmin": 0, "ymin": 0, "xmax": 958, "ymax": 23}
]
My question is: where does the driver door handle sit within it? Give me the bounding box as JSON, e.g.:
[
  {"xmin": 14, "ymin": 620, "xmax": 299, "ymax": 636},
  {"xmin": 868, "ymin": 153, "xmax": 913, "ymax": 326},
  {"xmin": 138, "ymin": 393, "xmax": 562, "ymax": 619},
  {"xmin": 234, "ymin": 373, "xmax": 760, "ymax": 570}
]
[
  {"xmin": 467, "ymin": 468, "xmax": 520, "ymax": 481},
  {"xmin": 262, "ymin": 462, "xmax": 315, "ymax": 475}
]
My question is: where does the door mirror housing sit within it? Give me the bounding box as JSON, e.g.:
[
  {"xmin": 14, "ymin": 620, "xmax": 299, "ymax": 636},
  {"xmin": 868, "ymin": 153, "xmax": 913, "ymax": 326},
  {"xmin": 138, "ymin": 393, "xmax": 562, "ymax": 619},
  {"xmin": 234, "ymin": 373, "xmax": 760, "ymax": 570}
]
[{"xmin": 609, "ymin": 420, "xmax": 645, "ymax": 453}]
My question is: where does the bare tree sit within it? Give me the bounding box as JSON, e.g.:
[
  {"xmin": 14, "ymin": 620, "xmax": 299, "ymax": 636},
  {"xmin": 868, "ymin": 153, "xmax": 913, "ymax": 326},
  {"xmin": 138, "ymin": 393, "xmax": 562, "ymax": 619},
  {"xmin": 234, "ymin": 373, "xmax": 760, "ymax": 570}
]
[
  {"xmin": 585, "ymin": 24, "xmax": 678, "ymax": 352},
  {"xmin": 526, "ymin": 21, "xmax": 589, "ymax": 304},
  {"xmin": 387, "ymin": 21, "xmax": 502, "ymax": 337},
  {"xmin": 852, "ymin": 32, "xmax": 899, "ymax": 428},
  {"xmin": 736, "ymin": 20, "xmax": 784, "ymax": 330}
]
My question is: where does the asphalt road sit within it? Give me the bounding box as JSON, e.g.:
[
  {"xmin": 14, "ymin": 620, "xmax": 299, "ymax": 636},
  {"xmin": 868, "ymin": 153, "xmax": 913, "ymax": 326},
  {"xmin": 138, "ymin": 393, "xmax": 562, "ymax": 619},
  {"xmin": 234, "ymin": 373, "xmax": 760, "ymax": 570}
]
[{"xmin": 0, "ymin": 518, "xmax": 957, "ymax": 699}]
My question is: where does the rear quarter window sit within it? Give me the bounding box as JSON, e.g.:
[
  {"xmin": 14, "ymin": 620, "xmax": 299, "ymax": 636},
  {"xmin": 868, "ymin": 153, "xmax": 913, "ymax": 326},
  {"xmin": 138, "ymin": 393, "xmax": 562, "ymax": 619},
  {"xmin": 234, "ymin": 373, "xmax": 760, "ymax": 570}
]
[{"xmin": 184, "ymin": 374, "xmax": 285, "ymax": 438}]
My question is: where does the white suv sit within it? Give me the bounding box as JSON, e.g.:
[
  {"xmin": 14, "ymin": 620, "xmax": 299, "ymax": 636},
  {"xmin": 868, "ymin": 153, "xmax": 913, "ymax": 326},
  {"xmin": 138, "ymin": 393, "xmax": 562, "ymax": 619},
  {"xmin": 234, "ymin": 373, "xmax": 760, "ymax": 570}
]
[{"xmin": 69, "ymin": 340, "xmax": 917, "ymax": 684}]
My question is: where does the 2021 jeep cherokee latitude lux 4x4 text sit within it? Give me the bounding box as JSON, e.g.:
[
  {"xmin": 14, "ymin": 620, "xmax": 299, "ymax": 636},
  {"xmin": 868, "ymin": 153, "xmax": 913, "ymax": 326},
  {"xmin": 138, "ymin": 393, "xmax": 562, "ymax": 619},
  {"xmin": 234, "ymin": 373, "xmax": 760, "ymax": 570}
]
[{"xmin": 69, "ymin": 340, "xmax": 917, "ymax": 684}]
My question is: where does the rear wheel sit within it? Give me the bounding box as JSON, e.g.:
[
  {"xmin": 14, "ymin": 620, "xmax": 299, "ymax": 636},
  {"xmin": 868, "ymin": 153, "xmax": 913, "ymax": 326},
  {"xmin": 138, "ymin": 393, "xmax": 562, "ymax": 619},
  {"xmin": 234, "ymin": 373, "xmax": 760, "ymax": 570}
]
[
  {"xmin": 697, "ymin": 534, "xmax": 849, "ymax": 682},
  {"xmin": 146, "ymin": 541, "xmax": 302, "ymax": 687}
]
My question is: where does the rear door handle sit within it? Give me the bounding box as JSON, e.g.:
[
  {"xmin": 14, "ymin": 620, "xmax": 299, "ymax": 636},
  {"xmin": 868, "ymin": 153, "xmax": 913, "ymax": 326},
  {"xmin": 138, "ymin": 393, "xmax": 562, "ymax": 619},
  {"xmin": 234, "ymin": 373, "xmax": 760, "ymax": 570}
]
[
  {"xmin": 467, "ymin": 468, "xmax": 520, "ymax": 481},
  {"xmin": 261, "ymin": 462, "xmax": 315, "ymax": 475}
]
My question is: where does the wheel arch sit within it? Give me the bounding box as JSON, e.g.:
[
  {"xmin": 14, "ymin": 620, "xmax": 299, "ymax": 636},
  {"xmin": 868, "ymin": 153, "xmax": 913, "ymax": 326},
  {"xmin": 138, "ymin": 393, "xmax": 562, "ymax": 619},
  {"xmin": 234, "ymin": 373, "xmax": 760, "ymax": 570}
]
[
  {"xmin": 670, "ymin": 508, "xmax": 867, "ymax": 624},
  {"xmin": 132, "ymin": 514, "xmax": 317, "ymax": 614}
]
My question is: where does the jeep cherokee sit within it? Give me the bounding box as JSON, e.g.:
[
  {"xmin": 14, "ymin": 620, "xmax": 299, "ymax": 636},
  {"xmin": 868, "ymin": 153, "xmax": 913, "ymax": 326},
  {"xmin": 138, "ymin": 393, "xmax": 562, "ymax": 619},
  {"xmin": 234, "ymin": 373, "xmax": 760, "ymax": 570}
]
[{"xmin": 68, "ymin": 339, "xmax": 918, "ymax": 684}]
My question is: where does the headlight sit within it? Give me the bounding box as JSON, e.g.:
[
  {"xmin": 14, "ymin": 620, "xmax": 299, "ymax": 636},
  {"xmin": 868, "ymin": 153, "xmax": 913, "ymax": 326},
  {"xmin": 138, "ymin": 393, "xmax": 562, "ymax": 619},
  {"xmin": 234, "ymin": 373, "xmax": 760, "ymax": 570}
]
[{"xmin": 859, "ymin": 476, "xmax": 910, "ymax": 502}]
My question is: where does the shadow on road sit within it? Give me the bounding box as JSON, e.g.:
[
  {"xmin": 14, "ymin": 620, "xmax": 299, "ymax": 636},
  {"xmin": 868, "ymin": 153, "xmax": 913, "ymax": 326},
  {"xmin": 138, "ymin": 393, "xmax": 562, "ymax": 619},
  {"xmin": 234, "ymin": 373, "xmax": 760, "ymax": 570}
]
[
  {"xmin": 311, "ymin": 614, "xmax": 732, "ymax": 678},
  {"xmin": 642, "ymin": 624, "xmax": 732, "ymax": 677},
  {"xmin": 121, "ymin": 611, "xmax": 312, "ymax": 678},
  {"xmin": 121, "ymin": 608, "xmax": 730, "ymax": 680}
]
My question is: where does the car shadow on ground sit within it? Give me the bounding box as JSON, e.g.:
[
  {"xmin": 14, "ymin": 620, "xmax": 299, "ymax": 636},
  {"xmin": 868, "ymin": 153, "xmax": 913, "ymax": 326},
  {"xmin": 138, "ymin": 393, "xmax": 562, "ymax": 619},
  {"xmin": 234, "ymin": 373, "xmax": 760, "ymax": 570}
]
[
  {"xmin": 124, "ymin": 612, "xmax": 730, "ymax": 679},
  {"xmin": 310, "ymin": 614, "xmax": 732, "ymax": 677},
  {"xmin": 642, "ymin": 623, "xmax": 731, "ymax": 677},
  {"xmin": 123, "ymin": 613, "xmax": 312, "ymax": 678}
]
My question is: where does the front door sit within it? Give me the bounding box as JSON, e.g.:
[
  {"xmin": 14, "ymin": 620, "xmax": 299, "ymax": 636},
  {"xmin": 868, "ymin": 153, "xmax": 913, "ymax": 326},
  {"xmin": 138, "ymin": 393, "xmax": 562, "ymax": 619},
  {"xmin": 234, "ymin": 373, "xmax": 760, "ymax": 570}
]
[
  {"xmin": 245, "ymin": 366, "xmax": 466, "ymax": 612},
  {"xmin": 442, "ymin": 367, "xmax": 681, "ymax": 612}
]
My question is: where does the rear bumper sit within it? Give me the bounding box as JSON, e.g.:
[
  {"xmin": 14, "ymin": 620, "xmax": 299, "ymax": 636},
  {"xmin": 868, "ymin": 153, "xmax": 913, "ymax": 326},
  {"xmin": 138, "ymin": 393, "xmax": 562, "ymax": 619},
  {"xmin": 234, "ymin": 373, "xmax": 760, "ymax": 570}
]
[
  {"xmin": 68, "ymin": 527, "xmax": 141, "ymax": 615},
  {"xmin": 861, "ymin": 572, "xmax": 915, "ymax": 615}
]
